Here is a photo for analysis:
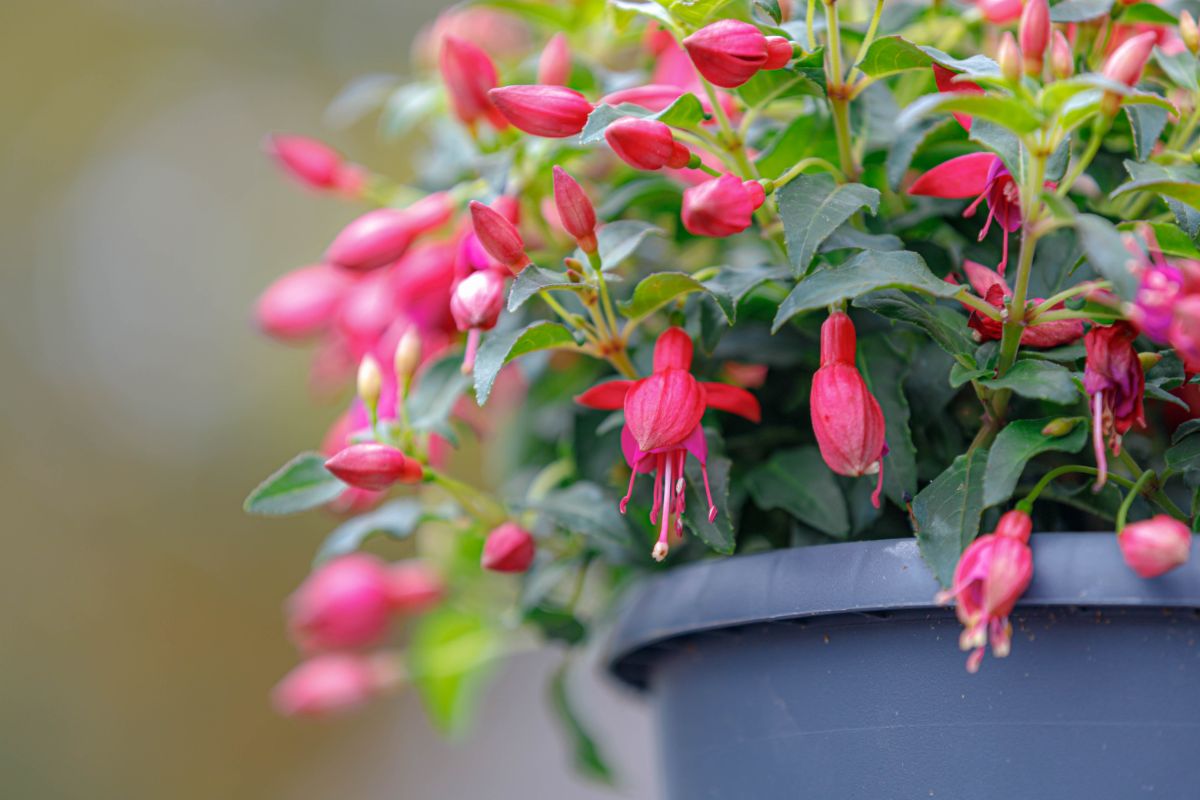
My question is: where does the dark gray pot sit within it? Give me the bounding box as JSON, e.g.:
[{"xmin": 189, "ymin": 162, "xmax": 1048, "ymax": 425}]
[{"xmin": 606, "ymin": 533, "xmax": 1200, "ymax": 800}]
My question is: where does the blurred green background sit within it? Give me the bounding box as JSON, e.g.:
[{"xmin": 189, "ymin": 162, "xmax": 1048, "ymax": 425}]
[{"xmin": 0, "ymin": 1, "xmax": 651, "ymax": 797}]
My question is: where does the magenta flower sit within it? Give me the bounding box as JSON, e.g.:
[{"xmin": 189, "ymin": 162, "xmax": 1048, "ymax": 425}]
[
  {"xmin": 936, "ymin": 510, "xmax": 1034, "ymax": 673},
  {"xmin": 287, "ymin": 554, "xmax": 395, "ymax": 652},
  {"xmin": 1084, "ymin": 322, "xmax": 1146, "ymax": 488},
  {"xmin": 487, "ymin": 84, "xmax": 594, "ymax": 138},
  {"xmin": 575, "ymin": 328, "xmax": 760, "ymax": 561},
  {"xmin": 959, "ymin": 259, "xmax": 1086, "ymax": 347}
]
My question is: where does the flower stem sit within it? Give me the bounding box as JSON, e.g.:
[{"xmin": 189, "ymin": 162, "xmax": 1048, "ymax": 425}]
[
  {"xmin": 849, "ymin": 0, "xmax": 886, "ymax": 82},
  {"xmin": 1018, "ymin": 465, "xmax": 1138, "ymax": 512},
  {"xmin": 1118, "ymin": 449, "xmax": 1190, "ymax": 521},
  {"xmin": 1116, "ymin": 469, "xmax": 1157, "ymax": 532},
  {"xmin": 955, "ymin": 287, "xmax": 1004, "ymax": 320},
  {"xmin": 1026, "ymin": 280, "xmax": 1112, "ymax": 321},
  {"xmin": 1055, "ymin": 117, "xmax": 1109, "ymax": 198},
  {"xmin": 424, "ymin": 468, "xmax": 508, "ymax": 528},
  {"xmin": 823, "ymin": 0, "xmax": 858, "ymax": 180},
  {"xmin": 773, "ymin": 156, "xmax": 845, "ymax": 187}
]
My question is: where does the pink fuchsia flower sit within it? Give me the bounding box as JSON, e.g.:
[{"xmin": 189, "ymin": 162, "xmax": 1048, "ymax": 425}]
[
  {"xmin": 936, "ymin": 509, "xmax": 1034, "ymax": 673},
  {"xmin": 575, "ymin": 328, "xmax": 761, "ymax": 561},
  {"xmin": 681, "ymin": 174, "xmax": 766, "ymax": 238},
  {"xmin": 439, "ymin": 35, "xmax": 508, "ymax": 132},
  {"xmin": 468, "ymin": 200, "xmax": 531, "ymax": 272},
  {"xmin": 487, "ymin": 84, "xmax": 594, "ymax": 138},
  {"xmin": 326, "ymin": 193, "xmax": 454, "ymax": 272},
  {"xmin": 1127, "ymin": 233, "xmax": 1188, "ymax": 343},
  {"xmin": 1084, "ymin": 322, "xmax": 1146, "ymax": 489},
  {"xmin": 263, "ymin": 135, "xmax": 366, "ymax": 197},
  {"xmin": 325, "ymin": 443, "xmax": 424, "ymax": 490},
  {"xmin": 537, "ymin": 33, "xmax": 572, "ymax": 86},
  {"xmin": 450, "ymin": 270, "xmax": 506, "ymax": 373},
  {"xmin": 604, "ymin": 117, "xmax": 692, "ymax": 171},
  {"xmin": 810, "ymin": 312, "xmax": 888, "ymax": 508},
  {"xmin": 387, "ymin": 560, "xmax": 445, "ymax": 612},
  {"xmin": 287, "ymin": 554, "xmax": 395, "ymax": 652},
  {"xmin": 932, "ymin": 64, "xmax": 984, "ymax": 131},
  {"xmin": 551, "ymin": 166, "xmax": 597, "ymax": 253},
  {"xmin": 481, "ymin": 522, "xmax": 536, "ymax": 573},
  {"xmin": 255, "ymin": 264, "xmax": 353, "ymax": 342},
  {"xmin": 1169, "ymin": 295, "xmax": 1200, "ymax": 370},
  {"xmin": 272, "ymin": 653, "xmax": 398, "ymax": 718},
  {"xmin": 1119, "ymin": 515, "xmax": 1192, "ymax": 578},
  {"xmin": 958, "ymin": 260, "xmax": 1086, "ymax": 347},
  {"xmin": 681, "ymin": 20, "xmax": 793, "ymax": 88}
]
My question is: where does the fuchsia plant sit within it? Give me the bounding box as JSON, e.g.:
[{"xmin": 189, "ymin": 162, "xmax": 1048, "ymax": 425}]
[{"xmin": 246, "ymin": 0, "xmax": 1200, "ymax": 772}]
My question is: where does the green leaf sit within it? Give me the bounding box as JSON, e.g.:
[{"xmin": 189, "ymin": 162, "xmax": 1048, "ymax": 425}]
[
  {"xmin": 703, "ymin": 263, "xmax": 791, "ymax": 322},
  {"xmin": 897, "ymin": 92, "xmax": 1043, "ymax": 136},
  {"xmin": 983, "ymin": 417, "xmax": 1088, "ymax": 507},
  {"xmin": 860, "ymin": 339, "xmax": 919, "ymax": 506},
  {"xmin": 979, "ymin": 359, "xmax": 1080, "ymax": 405},
  {"xmin": 1173, "ymin": 419, "xmax": 1200, "ymax": 445},
  {"xmin": 1050, "ymin": 0, "xmax": 1113, "ymax": 21},
  {"xmin": 745, "ymin": 447, "xmax": 851, "ymax": 538},
  {"xmin": 524, "ymin": 482, "xmax": 633, "ymax": 557},
  {"xmin": 854, "ymin": 290, "xmax": 976, "ymax": 359},
  {"xmin": 1074, "ymin": 214, "xmax": 1140, "ymax": 301},
  {"xmin": 737, "ymin": 68, "xmax": 824, "ymax": 106},
  {"xmin": 508, "ymin": 266, "xmax": 587, "ymax": 312},
  {"xmin": 1125, "ymin": 104, "xmax": 1169, "ymax": 162},
  {"xmin": 314, "ymin": 499, "xmax": 425, "ymax": 565},
  {"xmin": 777, "ymin": 173, "xmax": 881, "ymax": 275},
  {"xmin": 1123, "ymin": 160, "xmax": 1200, "ymax": 237},
  {"xmin": 609, "ymin": 0, "xmax": 675, "ymax": 28},
  {"xmin": 408, "ymin": 354, "xmax": 471, "ymax": 437},
  {"xmin": 408, "ymin": 609, "xmax": 501, "ymax": 736},
  {"xmin": 596, "ymin": 220, "xmax": 662, "ymax": 271},
  {"xmin": 856, "ymin": 36, "xmax": 999, "ymax": 78},
  {"xmin": 1116, "ymin": 2, "xmax": 1176, "ymax": 24},
  {"xmin": 244, "ymin": 452, "xmax": 345, "ymax": 515},
  {"xmin": 549, "ymin": 663, "xmax": 615, "ymax": 785},
  {"xmin": 618, "ymin": 271, "xmax": 712, "ymax": 323},
  {"xmin": 474, "ymin": 322, "xmax": 577, "ymax": 405},
  {"xmin": 913, "ymin": 449, "xmax": 989, "ymax": 588},
  {"xmin": 1154, "ymin": 49, "xmax": 1200, "ymax": 92},
  {"xmin": 579, "ymin": 94, "xmax": 706, "ymax": 144},
  {"xmin": 683, "ymin": 453, "xmax": 736, "ymax": 553},
  {"xmin": 886, "ymin": 116, "xmax": 951, "ymax": 190},
  {"xmin": 773, "ymin": 249, "xmax": 955, "ymax": 331},
  {"xmin": 1167, "ymin": 433, "xmax": 1200, "ymax": 473}
]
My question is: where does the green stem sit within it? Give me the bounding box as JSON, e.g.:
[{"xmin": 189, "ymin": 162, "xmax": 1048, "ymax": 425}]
[
  {"xmin": 848, "ymin": 0, "xmax": 886, "ymax": 81},
  {"xmin": 1027, "ymin": 280, "xmax": 1112, "ymax": 321},
  {"xmin": 773, "ymin": 156, "xmax": 845, "ymax": 187},
  {"xmin": 1118, "ymin": 450, "xmax": 1190, "ymax": 522},
  {"xmin": 1116, "ymin": 469, "xmax": 1157, "ymax": 531},
  {"xmin": 806, "ymin": 0, "xmax": 817, "ymax": 49},
  {"xmin": 823, "ymin": 0, "xmax": 858, "ymax": 180},
  {"xmin": 955, "ymin": 288, "xmax": 1004, "ymax": 320},
  {"xmin": 425, "ymin": 468, "xmax": 508, "ymax": 528},
  {"xmin": 1055, "ymin": 118, "xmax": 1109, "ymax": 199},
  {"xmin": 1019, "ymin": 465, "xmax": 1138, "ymax": 512}
]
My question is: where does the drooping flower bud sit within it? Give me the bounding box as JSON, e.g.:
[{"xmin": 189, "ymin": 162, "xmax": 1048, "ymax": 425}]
[
  {"xmin": 487, "ymin": 85, "xmax": 594, "ymax": 138},
  {"xmin": 552, "ymin": 166, "xmax": 598, "ymax": 252},
  {"xmin": 1019, "ymin": 0, "xmax": 1050, "ymax": 75},
  {"xmin": 810, "ymin": 312, "xmax": 888, "ymax": 507},
  {"xmin": 537, "ymin": 33, "xmax": 572, "ymax": 85},
  {"xmin": 604, "ymin": 117, "xmax": 692, "ymax": 171},
  {"xmin": 1182, "ymin": 11, "xmax": 1200, "ymax": 56},
  {"xmin": 393, "ymin": 327, "xmax": 422, "ymax": 387},
  {"xmin": 356, "ymin": 354, "xmax": 382, "ymax": 414},
  {"xmin": 1051, "ymin": 30, "xmax": 1074, "ymax": 79},
  {"xmin": 481, "ymin": 522, "xmax": 536, "ymax": 572},
  {"xmin": 326, "ymin": 194, "xmax": 454, "ymax": 272},
  {"xmin": 998, "ymin": 32, "xmax": 1022, "ymax": 83},
  {"xmin": 1119, "ymin": 515, "xmax": 1192, "ymax": 578},
  {"xmin": 1084, "ymin": 322, "xmax": 1146, "ymax": 488},
  {"xmin": 451, "ymin": 270, "xmax": 506, "ymax": 373},
  {"xmin": 681, "ymin": 174, "xmax": 766, "ymax": 237},
  {"xmin": 325, "ymin": 443, "xmax": 423, "ymax": 490},
  {"xmin": 681, "ymin": 20, "xmax": 793, "ymax": 88},
  {"xmin": 263, "ymin": 135, "xmax": 365, "ymax": 197},
  {"xmin": 468, "ymin": 200, "xmax": 531, "ymax": 271},
  {"xmin": 272, "ymin": 653, "xmax": 397, "ymax": 718},
  {"xmin": 255, "ymin": 265, "xmax": 351, "ymax": 341},
  {"xmin": 287, "ymin": 554, "xmax": 395, "ymax": 651},
  {"xmin": 439, "ymin": 35, "xmax": 507, "ymax": 131},
  {"xmin": 1101, "ymin": 31, "xmax": 1157, "ymax": 114},
  {"xmin": 386, "ymin": 560, "xmax": 444, "ymax": 613}
]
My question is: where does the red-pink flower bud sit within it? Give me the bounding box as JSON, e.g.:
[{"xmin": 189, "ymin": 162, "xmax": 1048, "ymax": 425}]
[
  {"xmin": 600, "ymin": 84, "xmax": 685, "ymax": 112},
  {"xmin": 1051, "ymin": 31, "xmax": 1074, "ymax": 79},
  {"xmin": 682, "ymin": 20, "xmax": 793, "ymax": 88},
  {"xmin": 537, "ymin": 32, "xmax": 572, "ymax": 85},
  {"xmin": 552, "ymin": 166, "xmax": 597, "ymax": 252},
  {"xmin": 605, "ymin": 117, "xmax": 692, "ymax": 171},
  {"xmin": 439, "ymin": 35, "xmax": 507, "ymax": 130},
  {"xmin": 264, "ymin": 135, "xmax": 365, "ymax": 196},
  {"xmin": 450, "ymin": 270, "xmax": 505, "ymax": 331},
  {"xmin": 819, "ymin": 308, "xmax": 858, "ymax": 366},
  {"xmin": 993, "ymin": 509, "xmax": 1033, "ymax": 543},
  {"xmin": 487, "ymin": 85, "xmax": 594, "ymax": 138},
  {"xmin": 272, "ymin": 653, "xmax": 396, "ymax": 717},
  {"xmin": 468, "ymin": 200, "xmax": 530, "ymax": 270},
  {"xmin": 998, "ymin": 32, "xmax": 1022, "ymax": 83},
  {"xmin": 1102, "ymin": 30, "xmax": 1157, "ymax": 87},
  {"xmin": 481, "ymin": 522, "xmax": 536, "ymax": 573},
  {"xmin": 1181, "ymin": 11, "xmax": 1200, "ymax": 55},
  {"xmin": 1019, "ymin": 0, "xmax": 1050, "ymax": 75},
  {"xmin": 1119, "ymin": 515, "xmax": 1192, "ymax": 577},
  {"xmin": 287, "ymin": 554, "xmax": 394, "ymax": 651},
  {"xmin": 681, "ymin": 174, "xmax": 766, "ymax": 237},
  {"xmin": 978, "ymin": 0, "xmax": 1023, "ymax": 23},
  {"xmin": 255, "ymin": 265, "xmax": 351, "ymax": 341},
  {"xmin": 386, "ymin": 560, "xmax": 444, "ymax": 613},
  {"xmin": 326, "ymin": 193, "xmax": 453, "ymax": 272},
  {"xmin": 325, "ymin": 443, "xmax": 423, "ymax": 490}
]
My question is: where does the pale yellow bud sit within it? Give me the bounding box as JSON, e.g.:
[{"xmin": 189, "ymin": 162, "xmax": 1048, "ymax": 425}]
[
  {"xmin": 394, "ymin": 327, "xmax": 422, "ymax": 387},
  {"xmin": 357, "ymin": 354, "xmax": 382, "ymax": 412}
]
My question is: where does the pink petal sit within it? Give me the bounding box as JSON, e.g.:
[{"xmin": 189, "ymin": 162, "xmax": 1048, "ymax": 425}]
[
  {"xmin": 702, "ymin": 382, "xmax": 762, "ymax": 422},
  {"xmin": 575, "ymin": 380, "xmax": 634, "ymax": 410},
  {"xmin": 963, "ymin": 259, "xmax": 1012, "ymax": 298},
  {"xmin": 908, "ymin": 153, "xmax": 996, "ymax": 199}
]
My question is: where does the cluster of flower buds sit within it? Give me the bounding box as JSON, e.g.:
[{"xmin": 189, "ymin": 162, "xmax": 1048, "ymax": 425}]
[{"xmin": 264, "ymin": 135, "xmax": 367, "ymax": 198}]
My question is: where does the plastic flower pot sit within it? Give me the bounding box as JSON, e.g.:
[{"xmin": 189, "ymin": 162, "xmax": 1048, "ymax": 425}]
[{"xmin": 606, "ymin": 533, "xmax": 1200, "ymax": 800}]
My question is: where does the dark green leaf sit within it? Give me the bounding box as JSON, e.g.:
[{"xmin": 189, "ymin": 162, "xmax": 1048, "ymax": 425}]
[
  {"xmin": 777, "ymin": 173, "xmax": 880, "ymax": 275},
  {"xmin": 860, "ymin": 339, "xmax": 919, "ymax": 505},
  {"xmin": 913, "ymin": 449, "xmax": 989, "ymax": 588},
  {"xmin": 1116, "ymin": 2, "xmax": 1176, "ymax": 24},
  {"xmin": 1154, "ymin": 49, "xmax": 1200, "ymax": 92},
  {"xmin": 526, "ymin": 607, "xmax": 587, "ymax": 645},
  {"xmin": 1074, "ymin": 214, "xmax": 1140, "ymax": 301},
  {"xmin": 1125, "ymin": 104, "xmax": 1169, "ymax": 162},
  {"xmin": 983, "ymin": 417, "xmax": 1088, "ymax": 507},
  {"xmin": 1118, "ymin": 221, "xmax": 1200, "ymax": 259},
  {"xmin": 596, "ymin": 220, "xmax": 662, "ymax": 271},
  {"xmin": 1124, "ymin": 160, "xmax": 1200, "ymax": 238},
  {"xmin": 474, "ymin": 322, "xmax": 577, "ymax": 405},
  {"xmin": 314, "ymin": 499, "xmax": 426, "ymax": 565},
  {"xmin": 1167, "ymin": 434, "xmax": 1200, "ymax": 473},
  {"xmin": 854, "ymin": 290, "xmax": 975, "ymax": 359},
  {"xmin": 508, "ymin": 266, "xmax": 589, "ymax": 311},
  {"xmin": 856, "ymin": 36, "xmax": 999, "ymax": 78},
  {"xmin": 822, "ymin": 224, "xmax": 903, "ymax": 253},
  {"xmin": 525, "ymin": 482, "xmax": 633, "ymax": 556},
  {"xmin": 897, "ymin": 92, "xmax": 1043, "ymax": 136},
  {"xmin": 979, "ymin": 359, "xmax": 1079, "ymax": 405},
  {"xmin": 773, "ymin": 249, "xmax": 955, "ymax": 331},
  {"xmin": 409, "ymin": 354, "xmax": 471, "ymax": 436},
  {"xmin": 549, "ymin": 663, "xmax": 615, "ymax": 785},
  {"xmin": 683, "ymin": 454, "xmax": 736, "ymax": 553},
  {"xmin": 618, "ymin": 271, "xmax": 712, "ymax": 323},
  {"xmin": 703, "ymin": 263, "xmax": 790, "ymax": 322},
  {"xmin": 1172, "ymin": 419, "xmax": 1200, "ymax": 445},
  {"xmin": 244, "ymin": 452, "xmax": 345, "ymax": 515},
  {"xmin": 745, "ymin": 446, "xmax": 851, "ymax": 538},
  {"xmin": 408, "ymin": 609, "xmax": 501, "ymax": 735},
  {"xmin": 887, "ymin": 116, "xmax": 951, "ymax": 190}
]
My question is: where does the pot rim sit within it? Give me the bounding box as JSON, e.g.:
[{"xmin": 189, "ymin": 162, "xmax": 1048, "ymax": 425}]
[{"xmin": 605, "ymin": 532, "xmax": 1200, "ymax": 690}]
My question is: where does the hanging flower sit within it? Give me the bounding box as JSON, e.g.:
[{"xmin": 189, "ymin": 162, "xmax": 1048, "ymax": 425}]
[
  {"xmin": 958, "ymin": 260, "xmax": 1086, "ymax": 347},
  {"xmin": 1084, "ymin": 322, "xmax": 1146, "ymax": 488},
  {"xmin": 575, "ymin": 328, "xmax": 760, "ymax": 561}
]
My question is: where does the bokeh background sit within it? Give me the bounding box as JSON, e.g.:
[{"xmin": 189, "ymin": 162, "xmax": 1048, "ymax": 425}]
[{"xmin": 0, "ymin": 1, "xmax": 653, "ymax": 797}]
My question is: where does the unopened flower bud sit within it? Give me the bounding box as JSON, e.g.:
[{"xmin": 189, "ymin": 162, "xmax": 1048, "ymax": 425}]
[
  {"xmin": 326, "ymin": 194, "xmax": 454, "ymax": 272},
  {"xmin": 439, "ymin": 35, "xmax": 507, "ymax": 131},
  {"xmin": 263, "ymin": 134, "xmax": 365, "ymax": 197},
  {"xmin": 386, "ymin": 560, "xmax": 444, "ymax": 613},
  {"xmin": 481, "ymin": 522, "xmax": 536, "ymax": 573},
  {"xmin": 451, "ymin": 270, "xmax": 506, "ymax": 373},
  {"xmin": 255, "ymin": 265, "xmax": 352, "ymax": 342},
  {"xmin": 604, "ymin": 117, "xmax": 692, "ymax": 171},
  {"xmin": 468, "ymin": 200, "xmax": 530, "ymax": 271},
  {"xmin": 394, "ymin": 327, "xmax": 422, "ymax": 386},
  {"xmin": 1041, "ymin": 417, "xmax": 1081, "ymax": 437},
  {"xmin": 999, "ymin": 33, "xmax": 1022, "ymax": 83},
  {"xmin": 681, "ymin": 174, "xmax": 766, "ymax": 238},
  {"xmin": 1050, "ymin": 31, "xmax": 1074, "ymax": 79},
  {"xmin": 325, "ymin": 443, "xmax": 423, "ymax": 490},
  {"xmin": 357, "ymin": 355, "xmax": 382, "ymax": 412},
  {"xmin": 1182, "ymin": 11, "xmax": 1200, "ymax": 55},
  {"xmin": 537, "ymin": 33, "xmax": 572, "ymax": 85},
  {"xmin": 287, "ymin": 554, "xmax": 394, "ymax": 651},
  {"xmin": 1119, "ymin": 515, "xmax": 1192, "ymax": 577},
  {"xmin": 272, "ymin": 653, "xmax": 397, "ymax": 718},
  {"xmin": 682, "ymin": 20, "xmax": 793, "ymax": 88},
  {"xmin": 552, "ymin": 166, "xmax": 598, "ymax": 252},
  {"xmin": 1019, "ymin": 0, "xmax": 1050, "ymax": 76},
  {"xmin": 487, "ymin": 85, "xmax": 594, "ymax": 138},
  {"xmin": 1101, "ymin": 31, "xmax": 1157, "ymax": 114},
  {"xmin": 1138, "ymin": 351, "xmax": 1163, "ymax": 371}
]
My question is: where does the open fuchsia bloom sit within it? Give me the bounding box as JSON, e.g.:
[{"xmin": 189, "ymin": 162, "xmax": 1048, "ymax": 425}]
[
  {"xmin": 1119, "ymin": 515, "xmax": 1193, "ymax": 578},
  {"xmin": 682, "ymin": 20, "xmax": 793, "ymax": 88},
  {"xmin": 605, "ymin": 117, "xmax": 693, "ymax": 171},
  {"xmin": 481, "ymin": 522, "xmax": 537, "ymax": 573},
  {"xmin": 1171, "ymin": 295, "xmax": 1200, "ymax": 370},
  {"xmin": 1084, "ymin": 322, "xmax": 1146, "ymax": 488},
  {"xmin": 325, "ymin": 442, "xmax": 424, "ymax": 490},
  {"xmin": 810, "ymin": 312, "xmax": 888, "ymax": 508},
  {"xmin": 439, "ymin": 35, "xmax": 508, "ymax": 131},
  {"xmin": 272, "ymin": 653, "xmax": 397, "ymax": 718},
  {"xmin": 682, "ymin": 174, "xmax": 766, "ymax": 237},
  {"xmin": 487, "ymin": 84, "xmax": 594, "ymax": 137},
  {"xmin": 937, "ymin": 510, "xmax": 1034, "ymax": 673},
  {"xmin": 264, "ymin": 134, "xmax": 366, "ymax": 197},
  {"xmin": 287, "ymin": 554, "xmax": 397, "ymax": 652},
  {"xmin": 576, "ymin": 328, "xmax": 760, "ymax": 561},
  {"xmin": 959, "ymin": 260, "xmax": 1085, "ymax": 347}
]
